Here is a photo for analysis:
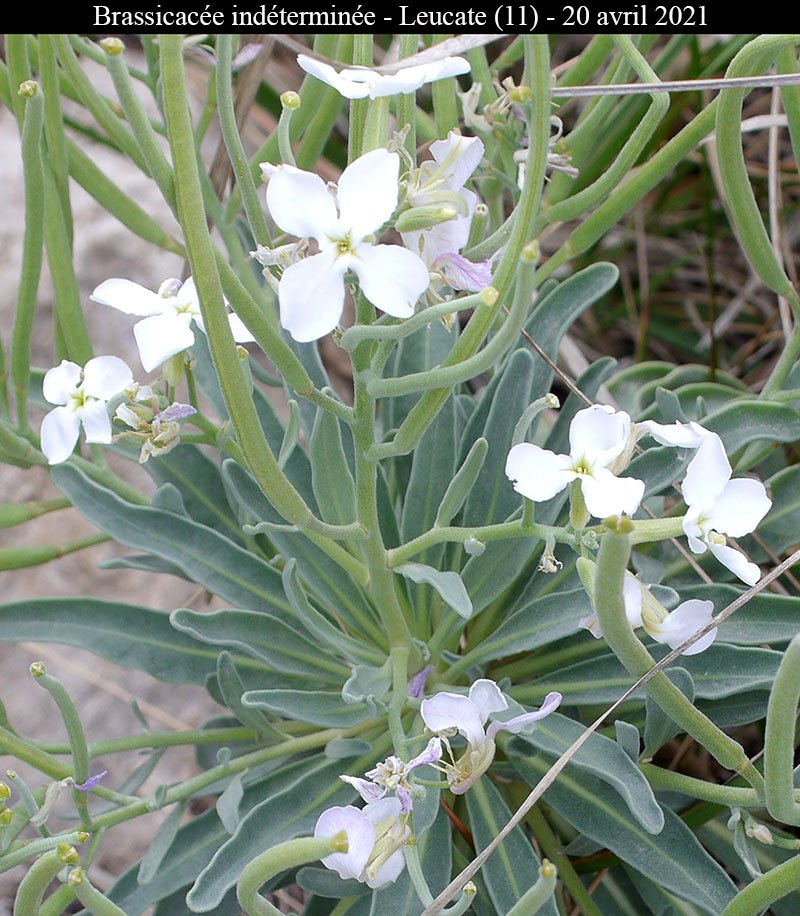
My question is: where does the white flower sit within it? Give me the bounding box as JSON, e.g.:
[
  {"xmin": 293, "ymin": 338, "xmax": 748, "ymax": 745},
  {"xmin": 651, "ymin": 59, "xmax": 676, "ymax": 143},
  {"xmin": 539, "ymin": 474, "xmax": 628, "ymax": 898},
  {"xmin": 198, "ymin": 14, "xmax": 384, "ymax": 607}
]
[
  {"xmin": 636, "ymin": 418, "xmax": 713, "ymax": 449},
  {"xmin": 681, "ymin": 433, "xmax": 771, "ymax": 585},
  {"xmin": 91, "ymin": 276, "xmax": 255, "ymax": 373},
  {"xmin": 505, "ymin": 405, "xmax": 645, "ymax": 519},
  {"xmin": 40, "ymin": 357, "xmax": 133, "ymax": 464},
  {"xmin": 263, "ymin": 148, "xmax": 429, "ymax": 342},
  {"xmin": 297, "ymin": 53, "xmax": 470, "ymax": 100},
  {"xmin": 421, "ymin": 679, "xmax": 561, "ymax": 794},
  {"xmin": 401, "ymin": 132, "xmax": 488, "ymax": 291},
  {"xmin": 340, "ymin": 737, "xmax": 442, "ymax": 813},
  {"xmin": 314, "ymin": 798, "xmax": 409, "ymax": 889}
]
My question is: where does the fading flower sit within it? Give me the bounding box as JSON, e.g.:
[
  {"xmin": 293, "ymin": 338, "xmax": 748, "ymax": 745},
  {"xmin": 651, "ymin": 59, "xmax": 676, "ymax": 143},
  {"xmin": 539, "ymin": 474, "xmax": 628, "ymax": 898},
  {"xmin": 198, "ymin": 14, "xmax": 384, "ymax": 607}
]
[
  {"xmin": 421, "ymin": 679, "xmax": 561, "ymax": 794},
  {"xmin": 41, "ymin": 357, "xmax": 134, "ymax": 464},
  {"xmin": 91, "ymin": 277, "xmax": 254, "ymax": 373},
  {"xmin": 681, "ymin": 434, "xmax": 771, "ymax": 585},
  {"xmin": 298, "ymin": 53, "xmax": 470, "ymax": 100},
  {"xmin": 314, "ymin": 798, "xmax": 410, "ymax": 888},
  {"xmin": 263, "ymin": 148, "xmax": 429, "ymax": 341},
  {"xmin": 506, "ymin": 405, "xmax": 645, "ymax": 519}
]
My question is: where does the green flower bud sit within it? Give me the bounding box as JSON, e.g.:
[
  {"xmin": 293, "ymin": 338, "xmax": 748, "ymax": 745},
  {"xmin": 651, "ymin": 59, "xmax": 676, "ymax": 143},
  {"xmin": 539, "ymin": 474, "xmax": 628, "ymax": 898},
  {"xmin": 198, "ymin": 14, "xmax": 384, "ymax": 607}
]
[
  {"xmin": 100, "ymin": 37, "xmax": 125, "ymax": 56},
  {"xmin": 67, "ymin": 866, "xmax": 85, "ymax": 886},
  {"xmin": 0, "ymin": 781, "xmax": 10, "ymax": 800},
  {"xmin": 395, "ymin": 205, "xmax": 458, "ymax": 234},
  {"xmin": 30, "ymin": 661, "xmax": 46, "ymax": 678},
  {"xmin": 280, "ymin": 91, "xmax": 301, "ymax": 110},
  {"xmin": 18, "ymin": 80, "xmax": 39, "ymax": 99},
  {"xmin": 0, "ymin": 808, "xmax": 12, "ymax": 825},
  {"xmin": 57, "ymin": 843, "xmax": 79, "ymax": 865}
]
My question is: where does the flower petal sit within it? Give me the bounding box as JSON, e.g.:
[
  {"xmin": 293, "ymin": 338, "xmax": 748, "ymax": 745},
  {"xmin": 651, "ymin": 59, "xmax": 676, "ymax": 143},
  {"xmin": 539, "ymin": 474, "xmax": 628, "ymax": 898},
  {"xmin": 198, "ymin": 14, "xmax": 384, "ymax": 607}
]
[
  {"xmin": 40, "ymin": 406, "xmax": 80, "ymax": 464},
  {"xmin": 365, "ymin": 848, "xmax": 406, "ymax": 889},
  {"xmin": 637, "ymin": 419, "xmax": 710, "ymax": 449},
  {"xmin": 364, "ymin": 57, "xmax": 471, "ymax": 98},
  {"xmin": 265, "ymin": 164, "xmax": 339, "ymax": 243},
  {"xmin": 505, "ymin": 443, "xmax": 576, "ymax": 503},
  {"xmin": 279, "ymin": 247, "xmax": 347, "ymax": 342},
  {"xmin": 315, "ymin": 805, "xmax": 375, "ymax": 881},
  {"xmin": 339, "ymin": 776, "xmax": 386, "ymax": 804},
  {"xmin": 90, "ymin": 278, "xmax": 167, "ymax": 317},
  {"xmin": 405, "ymin": 736, "xmax": 443, "ymax": 772},
  {"xmin": 468, "ymin": 679, "xmax": 508, "ymax": 723},
  {"xmin": 337, "ymin": 149, "xmax": 400, "ymax": 238},
  {"xmin": 81, "ymin": 356, "xmax": 133, "ymax": 400},
  {"xmin": 78, "ymin": 400, "xmax": 113, "ymax": 444},
  {"xmin": 175, "ymin": 277, "xmax": 199, "ymax": 309},
  {"xmin": 681, "ymin": 433, "xmax": 730, "ymax": 508},
  {"xmin": 707, "ymin": 540, "xmax": 762, "ymax": 586},
  {"xmin": 622, "ymin": 576, "xmax": 645, "ymax": 629},
  {"xmin": 43, "ymin": 361, "xmax": 82, "ymax": 405},
  {"xmin": 647, "ymin": 599, "xmax": 717, "ymax": 656},
  {"xmin": 579, "ymin": 467, "xmax": 645, "ymax": 518},
  {"xmin": 432, "ymin": 252, "xmax": 493, "ymax": 292},
  {"xmin": 430, "ymin": 132, "xmax": 484, "ymax": 190},
  {"xmin": 297, "ymin": 54, "xmax": 374, "ymax": 99},
  {"xmin": 569, "ymin": 405, "xmax": 630, "ymax": 469},
  {"xmin": 134, "ymin": 313, "xmax": 196, "ymax": 373},
  {"xmin": 705, "ymin": 478, "xmax": 772, "ymax": 538},
  {"xmin": 227, "ymin": 312, "xmax": 256, "ymax": 344},
  {"xmin": 421, "ymin": 691, "xmax": 486, "ymax": 749},
  {"xmin": 487, "ymin": 692, "xmax": 562, "ymax": 739},
  {"xmin": 350, "ymin": 243, "xmax": 428, "ymax": 319}
]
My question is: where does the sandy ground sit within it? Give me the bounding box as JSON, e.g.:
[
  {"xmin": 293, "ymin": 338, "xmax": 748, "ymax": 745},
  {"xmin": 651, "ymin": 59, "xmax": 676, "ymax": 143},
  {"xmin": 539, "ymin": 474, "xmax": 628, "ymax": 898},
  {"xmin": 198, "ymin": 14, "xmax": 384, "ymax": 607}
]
[{"xmin": 0, "ymin": 53, "xmax": 226, "ymax": 911}]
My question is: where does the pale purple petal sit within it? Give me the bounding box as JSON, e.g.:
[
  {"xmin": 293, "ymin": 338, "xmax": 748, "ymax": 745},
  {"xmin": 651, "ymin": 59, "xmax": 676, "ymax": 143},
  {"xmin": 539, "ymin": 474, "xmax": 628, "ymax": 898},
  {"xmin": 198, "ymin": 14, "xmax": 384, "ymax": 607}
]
[
  {"xmin": 648, "ymin": 600, "xmax": 717, "ymax": 656},
  {"xmin": 279, "ymin": 247, "xmax": 347, "ymax": 342},
  {"xmin": 396, "ymin": 786, "xmax": 413, "ymax": 815},
  {"xmin": 298, "ymin": 55, "xmax": 373, "ymax": 99},
  {"xmin": 407, "ymin": 665, "xmax": 434, "ymax": 698},
  {"xmin": 682, "ymin": 433, "xmax": 730, "ymax": 508},
  {"xmin": 432, "ymin": 252, "xmax": 493, "ymax": 291},
  {"xmin": 705, "ymin": 478, "xmax": 771, "ymax": 538},
  {"xmin": 91, "ymin": 278, "xmax": 167, "ymax": 317},
  {"xmin": 41, "ymin": 407, "xmax": 81, "ymax": 464},
  {"xmin": 505, "ymin": 443, "xmax": 577, "ymax": 503},
  {"xmin": 707, "ymin": 540, "xmax": 762, "ymax": 586},
  {"xmin": 487, "ymin": 692, "xmax": 562, "ymax": 739},
  {"xmin": 569, "ymin": 405, "xmax": 630, "ymax": 469},
  {"xmin": 134, "ymin": 312, "xmax": 196, "ymax": 373},
  {"xmin": 265, "ymin": 164, "xmax": 339, "ymax": 243},
  {"xmin": 337, "ymin": 149, "xmax": 400, "ymax": 238},
  {"xmin": 43, "ymin": 361, "xmax": 82, "ymax": 405},
  {"xmin": 637, "ymin": 420, "xmax": 710, "ymax": 449},
  {"xmin": 339, "ymin": 775, "xmax": 386, "ymax": 804},
  {"xmin": 580, "ymin": 467, "xmax": 645, "ymax": 518},
  {"xmin": 78, "ymin": 400, "xmax": 113, "ymax": 444},
  {"xmin": 157, "ymin": 403, "xmax": 196, "ymax": 422},
  {"xmin": 468, "ymin": 680, "xmax": 508, "ymax": 723},
  {"xmin": 74, "ymin": 770, "xmax": 107, "ymax": 792},
  {"xmin": 421, "ymin": 691, "xmax": 486, "ymax": 748},
  {"xmin": 81, "ymin": 356, "xmax": 133, "ymax": 400},
  {"xmin": 350, "ymin": 243, "xmax": 428, "ymax": 319},
  {"xmin": 405, "ymin": 737, "xmax": 443, "ymax": 772},
  {"xmin": 315, "ymin": 805, "xmax": 375, "ymax": 880}
]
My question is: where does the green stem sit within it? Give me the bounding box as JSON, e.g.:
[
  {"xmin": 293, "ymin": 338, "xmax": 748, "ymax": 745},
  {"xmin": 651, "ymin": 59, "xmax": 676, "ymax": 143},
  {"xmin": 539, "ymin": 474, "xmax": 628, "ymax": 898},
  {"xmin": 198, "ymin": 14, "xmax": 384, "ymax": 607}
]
[
  {"xmin": 237, "ymin": 836, "xmax": 346, "ymax": 916},
  {"xmin": 216, "ymin": 36, "xmax": 271, "ymax": 246},
  {"xmin": 396, "ymin": 35, "xmax": 419, "ymax": 161},
  {"xmin": 764, "ymin": 633, "xmax": 800, "ymax": 825},
  {"xmin": 12, "ymin": 849, "xmax": 69, "ymax": 913},
  {"xmin": 31, "ymin": 667, "xmax": 91, "ymax": 826},
  {"xmin": 593, "ymin": 519, "xmax": 765, "ymax": 795},
  {"xmin": 0, "ymin": 534, "xmax": 109, "ymax": 571},
  {"xmin": 69, "ymin": 868, "xmax": 126, "ymax": 915},
  {"xmin": 641, "ymin": 764, "xmax": 761, "ymax": 807},
  {"xmin": 11, "ymin": 84, "xmax": 44, "ymax": 432},
  {"xmin": 721, "ymin": 854, "xmax": 800, "ymax": 916},
  {"xmin": 6, "ymin": 835, "xmax": 86, "ymax": 884},
  {"xmin": 505, "ymin": 861, "xmax": 558, "ymax": 916},
  {"xmin": 39, "ymin": 725, "xmax": 258, "ymax": 757},
  {"xmin": 404, "ymin": 839, "xmax": 434, "ymax": 905},
  {"xmin": 428, "ymin": 35, "xmax": 458, "ymax": 137},
  {"xmin": 349, "ymin": 34, "xmax": 372, "ymax": 161}
]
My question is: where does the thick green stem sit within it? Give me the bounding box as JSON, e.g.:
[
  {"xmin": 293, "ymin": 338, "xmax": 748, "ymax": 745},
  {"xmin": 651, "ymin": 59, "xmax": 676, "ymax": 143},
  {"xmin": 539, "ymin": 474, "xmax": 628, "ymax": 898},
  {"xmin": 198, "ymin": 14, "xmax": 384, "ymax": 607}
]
[
  {"xmin": 13, "ymin": 849, "xmax": 71, "ymax": 914},
  {"xmin": 641, "ymin": 764, "xmax": 762, "ymax": 807},
  {"xmin": 721, "ymin": 854, "xmax": 800, "ymax": 916},
  {"xmin": 238, "ymin": 836, "xmax": 346, "ymax": 916},
  {"xmin": 764, "ymin": 633, "xmax": 800, "ymax": 825},
  {"xmin": 69, "ymin": 868, "xmax": 126, "ymax": 914},
  {"xmin": 593, "ymin": 520, "xmax": 764, "ymax": 795}
]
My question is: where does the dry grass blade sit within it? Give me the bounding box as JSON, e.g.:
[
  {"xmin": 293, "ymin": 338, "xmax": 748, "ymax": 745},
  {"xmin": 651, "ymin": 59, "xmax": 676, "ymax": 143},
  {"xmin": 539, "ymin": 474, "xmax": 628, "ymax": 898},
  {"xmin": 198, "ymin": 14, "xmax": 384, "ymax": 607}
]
[{"xmin": 421, "ymin": 545, "xmax": 800, "ymax": 914}]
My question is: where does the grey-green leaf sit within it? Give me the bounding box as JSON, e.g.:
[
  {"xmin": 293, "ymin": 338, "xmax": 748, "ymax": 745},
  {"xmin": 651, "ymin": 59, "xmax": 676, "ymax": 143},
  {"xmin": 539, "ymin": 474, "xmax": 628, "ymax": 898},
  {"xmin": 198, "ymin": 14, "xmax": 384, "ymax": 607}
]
[
  {"xmin": 242, "ymin": 689, "xmax": 377, "ymax": 728},
  {"xmin": 395, "ymin": 563, "xmax": 473, "ymax": 619},
  {"xmin": 309, "ymin": 406, "xmax": 357, "ymax": 526}
]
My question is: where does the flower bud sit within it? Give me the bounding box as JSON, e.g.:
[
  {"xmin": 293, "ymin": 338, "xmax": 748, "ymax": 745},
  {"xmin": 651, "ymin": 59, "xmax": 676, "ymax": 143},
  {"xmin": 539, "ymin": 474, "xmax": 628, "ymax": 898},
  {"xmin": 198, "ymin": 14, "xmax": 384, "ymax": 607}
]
[
  {"xmin": 18, "ymin": 80, "xmax": 39, "ymax": 99},
  {"xmin": 280, "ymin": 91, "xmax": 301, "ymax": 111},
  {"xmin": 395, "ymin": 205, "xmax": 458, "ymax": 234},
  {"xmin": 0, "ymin": 781, "xmax": 10, "ymax": 800},
  {"xmin": 57, "ymin": 843, "xmax": 80, "ymax": 864},
  {"xmin": 100, "ymin": 37, "xmax": 125, "ymax": 56},
  {"xmin": 746, "ymin": 822, "xmax": 774, "ymax": 845},
  {"xmin": 30, "ymin": 661, "xmax": 46, "ymax": 678},
  {"xmin": 0, "ymin": 808, "xmax": 12, "ymax": 826},
  {"xmin": 67, "ymin": 866, "xmax": 85, "ymax": 887}
]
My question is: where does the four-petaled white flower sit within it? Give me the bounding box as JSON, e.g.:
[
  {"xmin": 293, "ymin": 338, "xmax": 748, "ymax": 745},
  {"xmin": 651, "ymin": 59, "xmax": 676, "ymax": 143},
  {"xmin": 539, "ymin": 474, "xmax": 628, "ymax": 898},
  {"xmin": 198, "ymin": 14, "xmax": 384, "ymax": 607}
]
[
  {"xmin": 297, "ymin": 53, "xmax": 470, "ymax": 100},
  {"xmin": 505, "ymin": 405, "xmax": 645, "ymax": 519},
  {"xmin": 91, "ymin": 276, "xmax": 254, "ymax": 373},
  {"xmin": 341, "ymin": 737, "xmax": 442, "ymax": 813},
  {"xmin": 421, "ymin": 679, "xmax": 561, "ymax": 794},
  {"xmin": 680, "ymin": 433, "xmax": 771, "ymax": 585},
  {"xmin": 581, "ymin": 576, "xmax": 717, "ymax": 656},
  {"xmin": 262, "ymin": 148, "xmax": 430, "ymax": 342},
  {"xmin": 401, "ymin": 131, "xmax": 490, "ymax": 292},
  {"xmin": 40, "ymin": 357, "xmax": 133, "ymax": 464},
  {"xmin": 314, "ymin": 797, "xmax": 409, "ymax": 889}
]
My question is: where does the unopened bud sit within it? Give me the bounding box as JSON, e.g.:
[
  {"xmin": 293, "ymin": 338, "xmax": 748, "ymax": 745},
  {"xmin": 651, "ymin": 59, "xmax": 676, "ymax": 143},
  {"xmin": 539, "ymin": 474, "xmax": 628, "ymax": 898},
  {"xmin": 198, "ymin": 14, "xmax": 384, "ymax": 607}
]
[
  {"xmin": 67, "ymin": 866, "xmax": 85, "ymax": 887},
  {"xmin": 541, "ymin": 858, "xmax": 557, "ymax": 878},
  {"xmin": 544, "ymin": 393, "xmax": 559, "ymax": 409},
  {"xmin": 510, "ymin": 85, "xmax": 532, "ymax": 103},
  {"xmin": 100, "ymin": 37, "xmax": 125, "ymax": 56},
  {"xmin": 464, "ymin": 537, "xmax": 486, "ymax": 557},
  {"xmin": 18, "ymin": 80, "xmax": 39, "ymax": 99},
  {"xmin": 463, "ymin": 882, "xmax": 477, "ymax": 896},
  {"xmin": 57, "ymin": 843, "xmax": 79, "ymax": 864},
  {"xmin": 0, "ymin": 808, "xmax": 11, "ymax": 825},
  {"xmin": 0, "ymin": 782, "xmax": 10, "ymax": 800},
  {"xmin": 75, "ymin": 831, "xmax": 90, "ymax": 844},
  {"xmin": 30, "ymin": 661, "xmax": 46, "ymax": 678},
  {"xmin": 746, "ymin": 823, "xmax": 774, "ymax": 845},
  {"xmin": 521, "ymin": 240, "xmax": 540, "ymax": 262},
  {"xmin": 280, "ymin": 90, "xmax": 301, "ymax": 110},
  {"xmin": 480, "ymin": 286, "xmax": 499, "ymax": 306},
  {"xmin": 395, "ymin": 205, "xmax": 458, "ymax": 234}
]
